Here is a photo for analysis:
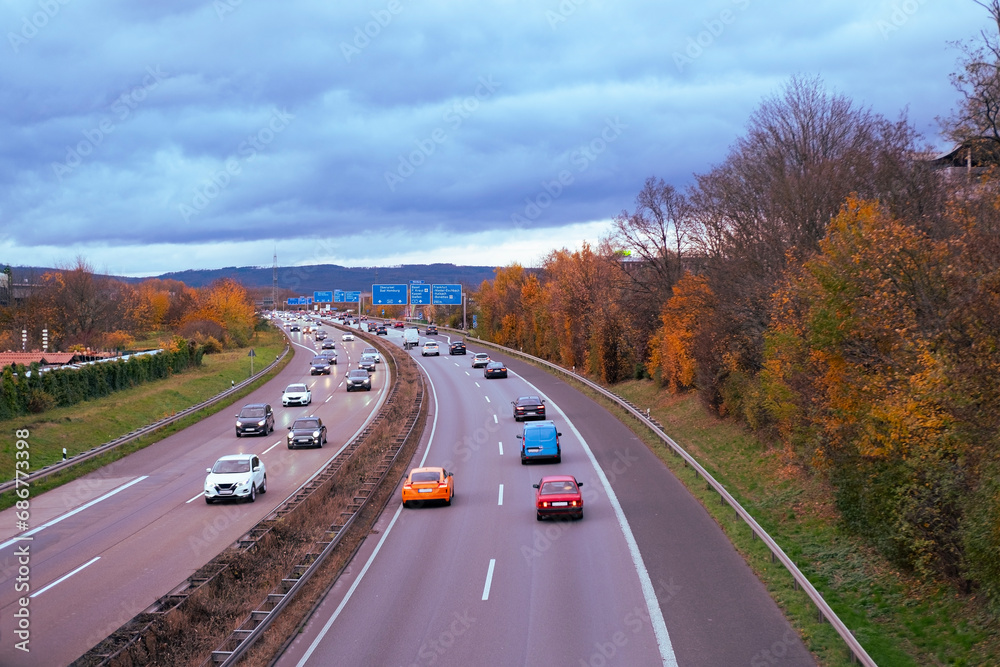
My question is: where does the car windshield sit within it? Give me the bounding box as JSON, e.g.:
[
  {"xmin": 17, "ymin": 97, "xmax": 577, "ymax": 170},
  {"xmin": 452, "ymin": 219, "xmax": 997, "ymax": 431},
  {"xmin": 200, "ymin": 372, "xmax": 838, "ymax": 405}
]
[
  {"xmin": 411, "ymin": 471, "xmax": 441, "ymax": 483},
  {"xmin": 286, "ymin": 384, "xmax": 306, "ymax": 392},
  {"xmin": 364, "ymin": 348, "xmax": 377, "ymax": 354},
  {"xmin": 213, "ymin": 459, "xmax": 250, "ymax": 474},
  {"xmin": 541, "ymin": 481, "xmax": 577, "ymax": 494},
  {"xmin": 240, "ymin": 407, "xmax": 266, "ymax": 418},
  {"xmin": 293, "ymin": 419, "xmax": 319, "ymax": 429},
  {"xmin": 311, "ymin": 357, "xmax": 328, "ymax": 364},
  {"xmin": 349, "ymin": 370, "xmax": 368, "ymax": 378},
  {"xmin": 517, "ymin": 397, "xmax": 540, "ymax": 405}
]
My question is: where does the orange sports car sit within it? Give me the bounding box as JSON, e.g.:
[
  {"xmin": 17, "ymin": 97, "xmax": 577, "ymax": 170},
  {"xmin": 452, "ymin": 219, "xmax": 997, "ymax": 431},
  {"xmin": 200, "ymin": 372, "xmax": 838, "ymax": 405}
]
[{"xmin": 401, "ymin": 467, "xmax": 454, "ymax": 507}]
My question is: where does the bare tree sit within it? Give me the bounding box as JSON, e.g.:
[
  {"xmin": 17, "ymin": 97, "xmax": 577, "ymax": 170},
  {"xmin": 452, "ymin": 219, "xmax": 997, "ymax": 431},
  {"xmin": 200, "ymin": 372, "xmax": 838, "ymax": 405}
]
[{"xmin": 943, "ymin": 0, "xmax": 1000, "ymax": 161}]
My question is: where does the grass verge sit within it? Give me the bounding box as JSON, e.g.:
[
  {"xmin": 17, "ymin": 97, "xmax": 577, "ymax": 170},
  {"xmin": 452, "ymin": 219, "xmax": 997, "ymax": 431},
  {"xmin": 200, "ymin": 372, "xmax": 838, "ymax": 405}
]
[
  {"xmin": 0, "ymin": 328, "xmax": 289, "ymax": 508},
  {"xmin": 599, "ymin": 380, "xmax": 999, "ymax": 667}
]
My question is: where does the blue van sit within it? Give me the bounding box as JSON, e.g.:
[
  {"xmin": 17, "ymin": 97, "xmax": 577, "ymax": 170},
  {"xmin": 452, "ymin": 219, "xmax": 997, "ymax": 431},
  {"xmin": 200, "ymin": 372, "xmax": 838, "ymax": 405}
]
[{"xmin": 518, "ymin": 420, "xmax": 562, "ymax": 464}]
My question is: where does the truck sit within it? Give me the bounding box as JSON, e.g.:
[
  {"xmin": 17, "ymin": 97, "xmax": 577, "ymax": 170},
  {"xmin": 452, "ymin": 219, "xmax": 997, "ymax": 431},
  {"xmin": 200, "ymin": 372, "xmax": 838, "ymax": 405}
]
[{"xmin": 403, "ymin": 328, "xmax": 419, "ymax": 350}]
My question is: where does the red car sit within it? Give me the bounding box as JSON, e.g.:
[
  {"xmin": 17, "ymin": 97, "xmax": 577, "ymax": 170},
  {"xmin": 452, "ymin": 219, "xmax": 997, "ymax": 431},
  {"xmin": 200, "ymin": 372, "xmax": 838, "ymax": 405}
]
[{"xmin": 533, "ymin": 475, "xmax": 584, "ymax": 521}]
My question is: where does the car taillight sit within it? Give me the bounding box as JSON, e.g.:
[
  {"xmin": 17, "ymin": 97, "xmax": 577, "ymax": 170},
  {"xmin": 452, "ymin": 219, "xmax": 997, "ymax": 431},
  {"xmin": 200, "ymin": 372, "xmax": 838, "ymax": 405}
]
[{"xmin": 541, "ymin": 501, "xmax": 549, "ymax": 508}]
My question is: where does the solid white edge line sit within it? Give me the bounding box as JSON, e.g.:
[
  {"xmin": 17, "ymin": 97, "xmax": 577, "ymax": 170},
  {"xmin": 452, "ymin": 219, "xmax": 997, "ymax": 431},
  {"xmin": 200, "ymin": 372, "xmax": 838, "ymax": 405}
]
[
  {"xmin": 498, "ymin": 484, "xmax": 504, "ymax": 506},
  {"xmin": 31, "ymin": 556, "xmax": 100, "ymax": 598},
  {"xmin": 295, "ymin": 367, "xmax": 442, "ymax": 666},
  {"xmin": 295, "ymin": 505, "xmax": 404, "ymax": 667},
  {"xmin": 0, "ymin": 476, "xmax": 149, "ymax": 551},
  {"xmin": 525, "ymin": 381, "xmax": 678, "ymax": 667},
  {"xmin": 481, "ymin": 558, "xmax": 496, "ymax": 601}
]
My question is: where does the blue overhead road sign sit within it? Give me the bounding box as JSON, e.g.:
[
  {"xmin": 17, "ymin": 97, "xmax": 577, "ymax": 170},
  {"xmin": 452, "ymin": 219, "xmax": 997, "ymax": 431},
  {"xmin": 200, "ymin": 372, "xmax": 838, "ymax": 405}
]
[
  {"xmin": 432, "ymin": 284, "xmax": 463, "ymax": 305},
  {"xmin": 314, "ymin": 291, "xmax": 333, "ymax": 303},
  {"xmin": 372, "ymin": 284, "xmax": 408, "ymax": 305},
  {"xmin": 410, "ymin": 284, "xmax": 431, "ymax": 305},
  {"xmin": 344, "ymin": 291, "xmax": 361, "ymax": 302},
  {"xmin": 333, "ymin": 290, "xmax": 345, "ymax": 303}
]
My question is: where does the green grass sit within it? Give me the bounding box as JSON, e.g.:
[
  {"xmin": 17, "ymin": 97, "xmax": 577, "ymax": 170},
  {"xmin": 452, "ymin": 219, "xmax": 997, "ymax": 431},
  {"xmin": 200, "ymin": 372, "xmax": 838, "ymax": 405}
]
[
  {"xmin": 0, "ymin": 328, "xmax": 290, "ymax": 508},
  {"xmin": 604, "ymin": 380, "xmax": 999, "ymax": 667}
]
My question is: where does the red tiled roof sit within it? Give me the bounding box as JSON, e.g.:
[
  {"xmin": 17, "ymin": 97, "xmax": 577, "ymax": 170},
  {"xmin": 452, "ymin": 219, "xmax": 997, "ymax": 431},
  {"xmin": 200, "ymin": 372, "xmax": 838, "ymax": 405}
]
[{"xmin": 0, "ymin": 352, "xmax": 77, "ymax": 366}]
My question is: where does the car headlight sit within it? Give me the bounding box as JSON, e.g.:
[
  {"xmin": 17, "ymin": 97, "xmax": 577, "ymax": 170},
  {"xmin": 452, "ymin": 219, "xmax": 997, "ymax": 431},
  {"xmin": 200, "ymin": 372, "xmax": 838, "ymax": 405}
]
[
  {"xmin": 312, "ymin": 431, "xmax": 320, "ymax": 437},
  {"xmin": 287, "ymin": 433, "xmax": 293, "ymax": 441},
  {"xmin": 236, "ymin": 421, "xmax": 243, "ymax": 427},
  {"xmin": 257, "ymin": 420, "xmax": 265, "ymax": 426}
]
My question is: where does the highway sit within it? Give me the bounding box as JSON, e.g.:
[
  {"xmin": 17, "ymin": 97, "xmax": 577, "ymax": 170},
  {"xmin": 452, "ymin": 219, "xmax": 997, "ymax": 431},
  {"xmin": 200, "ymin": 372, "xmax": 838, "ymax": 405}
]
[
  {"xmin": 0, "ymin": 320, "xmax": 387, "ymax": 666},
  {"xmin": 275, "ymin": 329, "xmax": 817, "ymax": 667}
]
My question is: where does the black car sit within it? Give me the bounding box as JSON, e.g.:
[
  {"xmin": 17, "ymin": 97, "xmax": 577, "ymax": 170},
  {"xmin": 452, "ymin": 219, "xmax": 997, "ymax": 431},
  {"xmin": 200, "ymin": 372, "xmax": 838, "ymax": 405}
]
[
  {"xmin": 315, "ymin": 330, "xmax": 327, "ymax": 340},
  {"xmin": 425, "ymin": 324, "xmax": 438, "ymax": 335},
  {"xmin": 346, "ymin": 369, "xmax": 372, "ymax": 391},
  {"xmin": 316, "ymin": 350, "xmax": 338, "ymax": 363},
  {"xmin": 235, "ymin": 403, "xmax": 274, "ymax": 437},
  {"xmin": 512, "ymin": 395, "xmax": 546, "ymax": 421},
  {"xmin": 449, "ymin": 341, "xmax": 466, "ymax": 355},
  {"xmin": 287, "ymin": 416, "xmax": 327, "ymax": 449},
  {"xmin": 289, "ymin": 325, "xmax": 300, "ymax": 332},
  {"xmin": 321, "ymin": 340, "xmax": 336, "ymax": 350},
  {"xmin": 358, "ymin": 355, "xmax": 377, "ymax": 373},
  {"xmin": 376, "ymin": 326, "xmax": 388, "ymax": 335},
  {"xmin": 484, "ymin": 361, "xmax": 508, "ymax": 379},
  {"xmin": 310, "ymin": 356, "xmax": 332, "ymax": 375}
]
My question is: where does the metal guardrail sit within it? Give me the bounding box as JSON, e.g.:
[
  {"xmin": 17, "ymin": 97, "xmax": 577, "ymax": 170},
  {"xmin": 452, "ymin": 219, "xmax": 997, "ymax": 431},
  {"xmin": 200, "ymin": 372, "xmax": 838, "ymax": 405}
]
[
  {"xmin": 0, "ymin": 343, "xmax": 290, "ymax": 497},
  {"xmin": 456, "ymin": 330, "xmax": 876, "ymax": 667},
  {"xmin": 208, "ymin": 343, "xmax": 424, "ymax": 666}
]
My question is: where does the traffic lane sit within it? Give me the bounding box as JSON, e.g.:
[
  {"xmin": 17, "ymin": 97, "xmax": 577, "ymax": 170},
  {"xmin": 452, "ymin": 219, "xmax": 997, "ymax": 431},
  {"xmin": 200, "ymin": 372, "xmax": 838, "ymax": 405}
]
[
  {"xmin": 502, "ymin": 354, "xmax": 816, "ymax": 667},
  {"xmin": 279, "ymin": 349, "xmax": 663, "ymax": 666},
  {"xmin": 0, "ymin": 341, "xmax": 386, "ymax": 665}
]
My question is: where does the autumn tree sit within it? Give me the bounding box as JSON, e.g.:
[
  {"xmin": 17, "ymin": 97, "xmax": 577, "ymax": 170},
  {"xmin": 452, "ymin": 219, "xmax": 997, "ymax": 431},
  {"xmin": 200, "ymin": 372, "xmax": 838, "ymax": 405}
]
[
  {"xmin": 183, "ymin": 278, "xmax": 256, "ymax": 348},
  {"xmin": 687, "ymin": 75, "xmax": 938, "ymax": 411}
]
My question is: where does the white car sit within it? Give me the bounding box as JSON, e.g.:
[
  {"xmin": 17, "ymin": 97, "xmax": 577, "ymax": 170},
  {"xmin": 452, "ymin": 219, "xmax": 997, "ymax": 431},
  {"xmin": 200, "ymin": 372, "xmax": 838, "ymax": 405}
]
[
  {"xmin": 362, "ymin": 346, "xmax": 381, "ymax": 362},
  {"xmin": 421, "ymin": 341, "xmax": 440, "ymax": 356},
  {"xmin": 342, "ymin": 332, "xmax": 355, "ymax": 341},
  {"xmin": 282, "ymin": 383, "xmax": 312, "ymax": 406},
  {"xmin": 204, "ymin": 454, "xmax": 267, "ymax": 504},
  {"xmin": 472, "ymin": 353, "xmax": 490, "ymax": 368}
]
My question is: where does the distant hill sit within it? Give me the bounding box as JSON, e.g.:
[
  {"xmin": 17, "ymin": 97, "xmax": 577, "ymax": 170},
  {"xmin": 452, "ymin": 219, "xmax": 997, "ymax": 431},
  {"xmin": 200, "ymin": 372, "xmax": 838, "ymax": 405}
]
[{"xmin": 148, "ymin": 263, "xmax": 499, "ymax": 292}]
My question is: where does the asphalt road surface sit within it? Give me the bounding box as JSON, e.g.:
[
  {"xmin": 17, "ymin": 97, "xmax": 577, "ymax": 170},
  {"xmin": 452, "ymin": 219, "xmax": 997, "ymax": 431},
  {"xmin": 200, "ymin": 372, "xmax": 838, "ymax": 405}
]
[
  {"xmin": 275, "ymin": 328, "xmax": 816, "ymax": 667},
  {"xmin": 0, "ymin": 319, "xmax": 387, "ymax": 666}
]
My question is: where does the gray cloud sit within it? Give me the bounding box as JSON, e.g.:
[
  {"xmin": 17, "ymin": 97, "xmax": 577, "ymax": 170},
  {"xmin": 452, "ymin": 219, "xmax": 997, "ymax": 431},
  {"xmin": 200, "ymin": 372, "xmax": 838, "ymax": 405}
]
[{"xmin": 0, "ymin": 0, "xmax": 988, "ymax": 275}]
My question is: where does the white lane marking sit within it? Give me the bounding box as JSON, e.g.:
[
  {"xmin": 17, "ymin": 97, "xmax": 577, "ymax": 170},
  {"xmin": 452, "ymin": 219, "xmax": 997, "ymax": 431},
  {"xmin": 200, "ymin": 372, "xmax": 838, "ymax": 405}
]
[
  {"xmin": 0, "ymin": 476, "xmax": 149, "ymax": 551},
  {"xmin": 484, "ymin": 396, "xmax": 491, "ymax": 403},
  {"xmin": 262, "ymin": 440, "xmax": 282, "ymax": 455},
  {"xmin": 30, "ymin": 556, "xmax": 101, "ymax": 598},
  {"xmin": 498, "ymin": 484, "xmax": 504, "ymax": 506},
  {"xmin": 474, "ymin": 381, "xmax": 480, "ymax": 387},
  {"xmin": 527, "ymin": 384, "xmax": 679, "ymax": 667},
  {"xmin": 295, "ymin": 360, "xmax": 444, "ymax": 664},
  {"xmin": 465, "ymin": 371, "xmax": 470, "ymax": 376},
  {"xmin": 493, "ymin": 414, "xmax": 498, "ymax": 424},
  {"xmin": 295, "ymin": 505, "xmax": 404, "ymax": 667},
  {"xmin": 481, "ymin": 559, "xmax": 496, "ymax": 601},
  {"xmin": 185, "ymin": 492, "xmax": 203, "ymax": 504},
  {"xmin": 325, "ymin": 395, "xmax": 333, "ymax": 403},
  {"xmin": 498, "ymin": 441, "xmax": 503, "ymax": 456}
]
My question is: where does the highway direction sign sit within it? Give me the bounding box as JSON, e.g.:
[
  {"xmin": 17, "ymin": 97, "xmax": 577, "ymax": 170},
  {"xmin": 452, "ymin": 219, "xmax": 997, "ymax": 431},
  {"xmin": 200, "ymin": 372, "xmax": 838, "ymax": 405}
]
[
  {"xmin": 372, "ymin": 284, "xmax": 408, "ymax": 305},
  {"xmin": 410, "ymin": 283, "xmax": 431, "ymax": 305},
  {"xmin": 432, "ymin": 284, "xmax": 463, "ymax": 305}
]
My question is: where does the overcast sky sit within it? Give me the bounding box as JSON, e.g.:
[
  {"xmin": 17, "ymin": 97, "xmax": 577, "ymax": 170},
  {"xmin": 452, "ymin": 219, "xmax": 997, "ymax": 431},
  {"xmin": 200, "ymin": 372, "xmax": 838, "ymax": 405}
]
[{"xmin": 0, "ymin": 0, "xmax": 989, "ymax": 277}]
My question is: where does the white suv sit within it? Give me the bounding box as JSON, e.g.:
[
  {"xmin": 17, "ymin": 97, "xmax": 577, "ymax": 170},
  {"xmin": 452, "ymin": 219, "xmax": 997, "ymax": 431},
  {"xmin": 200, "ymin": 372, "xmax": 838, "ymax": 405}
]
[
  {"xmin": 282, "ymin": 383, "xmax": 312, "ymax": 406},
  {"xmin": 204, "ymin": 454, "xmax": 267, "ymax": 504}
]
